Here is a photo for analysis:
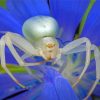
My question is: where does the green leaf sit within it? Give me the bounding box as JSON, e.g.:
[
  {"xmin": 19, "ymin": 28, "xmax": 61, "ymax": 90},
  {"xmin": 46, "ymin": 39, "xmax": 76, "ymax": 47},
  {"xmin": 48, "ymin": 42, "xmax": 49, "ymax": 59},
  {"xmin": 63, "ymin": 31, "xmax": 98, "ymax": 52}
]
[
  {"xmin": 0, "ymin": 0, "xmax": 6, "ymax": 8},
  {"xmin": 0, "ymin": 64, "xmax": 35, "ymax": 74}
]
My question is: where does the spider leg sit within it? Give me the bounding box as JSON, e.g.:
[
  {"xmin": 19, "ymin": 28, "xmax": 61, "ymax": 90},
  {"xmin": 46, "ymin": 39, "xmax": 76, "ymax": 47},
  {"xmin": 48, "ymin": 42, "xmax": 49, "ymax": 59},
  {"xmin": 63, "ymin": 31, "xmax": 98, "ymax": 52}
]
[
  {"xmin": 4, "ymin": 33, "xmax": 45, "ymax": 66},
  {"xmin": 64, "ymin": 44, "xmax": 86, "ymax": 54},
  {"xmin": 0, "ymin": 37, "xmax": 26, "ymax": 88},
  {"xmin": 21, "ymin": 53, "xmax": 45, "ymax": 80},
  {"xmin": 54, "ymin": 44, "xmax": 86, "ymax": 66},
  {"xmin": 52, "ymin": 52, "xmax": 61, "ymax": 65},
  {"xmin": 60, "ymin": 39, "xmax": 99, "ymax": 99},
  {"xmin": 61, "ymin": 43, "xmax": 100, "ymax": 99},
  {"xmin": 84, "ymin": 45, "xmax": 100, "ymax": 100},
  {"xmin": 21, "ymin": 53, "xmax": 34, "ymax": 60},
  {"xmin": 61, "ymin": 37, "xmax": 91, "ymax": 87},
  {"xmin": 4, "ymin": 33, "xmax": 45, "ymax": 82}
]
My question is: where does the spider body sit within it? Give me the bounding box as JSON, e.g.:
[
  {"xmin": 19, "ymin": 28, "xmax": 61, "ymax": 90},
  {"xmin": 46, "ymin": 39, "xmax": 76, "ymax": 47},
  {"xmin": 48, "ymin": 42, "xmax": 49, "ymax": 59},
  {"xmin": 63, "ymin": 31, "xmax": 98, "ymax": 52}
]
[
  {"xmin": 0, "ymin": 16, "xmax": 100, "ymax": 100},
  {"xmin": 22, "ymin": 16, "xmax": 60, "ymax": 61}
]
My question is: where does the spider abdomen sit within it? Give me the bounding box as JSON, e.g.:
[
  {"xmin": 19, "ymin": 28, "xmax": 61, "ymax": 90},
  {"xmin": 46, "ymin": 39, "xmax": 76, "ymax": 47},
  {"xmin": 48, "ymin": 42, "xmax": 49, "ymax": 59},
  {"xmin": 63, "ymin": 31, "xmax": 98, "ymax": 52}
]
[{"xmin": 22, "ymin": 16, "xmax": 59, "ymax": 43}]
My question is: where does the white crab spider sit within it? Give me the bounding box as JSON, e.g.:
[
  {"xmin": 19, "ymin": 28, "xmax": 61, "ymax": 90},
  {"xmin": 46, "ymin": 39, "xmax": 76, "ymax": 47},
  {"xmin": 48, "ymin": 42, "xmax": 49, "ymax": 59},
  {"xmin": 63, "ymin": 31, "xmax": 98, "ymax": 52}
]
[{"xmin": 0, "ymin": 16, "xmax": 99, "ymax": 99}]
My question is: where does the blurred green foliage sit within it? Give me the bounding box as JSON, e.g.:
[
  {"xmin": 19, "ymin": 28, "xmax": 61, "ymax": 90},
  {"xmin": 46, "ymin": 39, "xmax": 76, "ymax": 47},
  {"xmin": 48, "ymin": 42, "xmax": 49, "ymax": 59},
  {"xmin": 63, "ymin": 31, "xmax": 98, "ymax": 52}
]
[
  {"xmin": 0, "ymin": 0, "xmax": 6, "ymax": 8},
  {"xmin": 79, "ymin": 0, "xmax": 95, "ymax": 35},
  {"xmin": 0, "ymin": 64, "xmax": 35, "ymax": 74},
  {"xmin": 74, "ymin": 0, "xmax": 95, "ymax": 39}
]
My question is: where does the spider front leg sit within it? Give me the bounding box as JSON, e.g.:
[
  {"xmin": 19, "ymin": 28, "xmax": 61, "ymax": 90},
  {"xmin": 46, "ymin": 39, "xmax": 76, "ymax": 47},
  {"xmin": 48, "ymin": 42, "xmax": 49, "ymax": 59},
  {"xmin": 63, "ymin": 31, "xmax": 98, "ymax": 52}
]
[
  {"xmin": 4, "ymin": 33, "xmax": 45, "ymax": 66},
  {"xmin": 5, "ymin": 33, "xmax": 45, "ymax": 77},
  {"xmin": 0, "ymin": 37, "xmax": 26, "ymax": 88},
  {"xmin": 0, "ymin": 32, "xmax": 45, "ymax": 88},
  {"xmin": 61, "ymin": 37, "xmax": 91, "ymax": 87}
]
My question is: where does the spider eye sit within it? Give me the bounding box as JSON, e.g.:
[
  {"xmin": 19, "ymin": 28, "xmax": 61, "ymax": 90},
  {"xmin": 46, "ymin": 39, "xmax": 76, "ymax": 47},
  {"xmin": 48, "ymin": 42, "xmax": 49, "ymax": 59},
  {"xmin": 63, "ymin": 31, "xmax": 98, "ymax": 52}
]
[{"xmin": 46, "ymin": 43, "xmax": 56, "ymax": 48}]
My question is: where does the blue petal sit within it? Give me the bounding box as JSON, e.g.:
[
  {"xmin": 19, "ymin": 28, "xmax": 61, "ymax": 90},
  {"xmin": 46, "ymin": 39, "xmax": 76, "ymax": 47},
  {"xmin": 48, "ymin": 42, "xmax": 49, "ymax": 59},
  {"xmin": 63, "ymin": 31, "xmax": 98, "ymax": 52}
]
[
  {"xmin": 80, "ymin": 1, "xmax": 100, "ymax": 46},
  {"xmin": 37, "ymin": 83, "xmax": 58, "ymax": 100},
  {"xmin": 0, "ymin": 7, "xmax": 22, "ymax": 36},
  {"xmin": 5, "ymin": 47, "xmax": 18, "ymax": 64},
  {"xmin": 7, "ymin": 0, "xmax": 50, "ymax": 25},
  {"xmin": 49, "ymin": 0, "xmax": 90, "ymax": 42},
  {"xmin": 54, "ymin": 76, "xmax": 78, "ymax": 100},
  {"xmin": 0, "ymin": 67, "xmax": 78, "ymax": 100},
  {"xmin": 0, "ymin": 73, "xmax": 39, "ymax": 99},
  {"xmin": 37, "ymin": 67, "xmax": 78, "ymax": 100}
]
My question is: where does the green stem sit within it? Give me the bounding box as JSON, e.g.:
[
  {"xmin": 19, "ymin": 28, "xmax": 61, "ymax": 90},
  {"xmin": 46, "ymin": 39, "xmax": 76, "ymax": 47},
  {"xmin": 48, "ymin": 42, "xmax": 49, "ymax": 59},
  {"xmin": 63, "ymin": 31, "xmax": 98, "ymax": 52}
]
[
  {"xmin": 0, "ymin": 0, "xmax": 6, "ymax": 8},
  {"xmin": 79, "ymin": 0, "xmax": 96, "ymax": 35},
  {"xmin": 0, "ymin": 64, "xmax": 35, "ymax": 74}
]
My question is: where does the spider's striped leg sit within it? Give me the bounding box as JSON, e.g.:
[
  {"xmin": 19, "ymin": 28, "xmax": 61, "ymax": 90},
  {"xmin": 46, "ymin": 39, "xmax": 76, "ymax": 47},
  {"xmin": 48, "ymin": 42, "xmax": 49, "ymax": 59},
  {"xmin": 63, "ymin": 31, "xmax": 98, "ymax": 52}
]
[
  {"xmin": 4, "ymin": 33, "xmax": 45, "ymax": 82},
  {"xmin": 84, "ymin": 45, "xmax": 100, "ymax": 100},
  {"xmin": 0, "ymin": 37, "xmax": 26, "ymax": 88},
  {"xmin": 61, "ymin": 37, "xmax": 91, "ymax": 87}
]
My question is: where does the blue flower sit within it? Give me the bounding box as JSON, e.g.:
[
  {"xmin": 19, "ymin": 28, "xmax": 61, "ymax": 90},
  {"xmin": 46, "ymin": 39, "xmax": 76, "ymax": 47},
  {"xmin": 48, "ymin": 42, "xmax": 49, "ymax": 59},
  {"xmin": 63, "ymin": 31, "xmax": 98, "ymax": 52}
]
[
  {"xmin": 0, "ymin": 65, "xmax": 78, "ymax": 100},
  {"xmin": 0, "ymin": 1, "xmax": 80, "ymax": 100},
  {"xmin": 0, "ymin": 0, "xmax": 100, "ymax": 100}
]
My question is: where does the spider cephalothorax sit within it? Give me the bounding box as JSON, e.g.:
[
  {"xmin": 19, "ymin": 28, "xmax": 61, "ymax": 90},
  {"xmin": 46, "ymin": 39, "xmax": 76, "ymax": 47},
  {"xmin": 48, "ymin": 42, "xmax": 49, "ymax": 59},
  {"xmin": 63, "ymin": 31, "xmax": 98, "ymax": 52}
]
[{"xmin": 36, "ymin": 37, "xmax": 59, "ymax": 60}]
